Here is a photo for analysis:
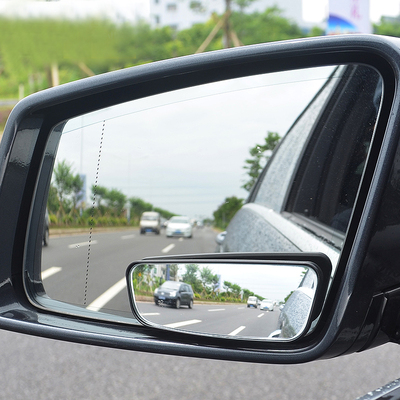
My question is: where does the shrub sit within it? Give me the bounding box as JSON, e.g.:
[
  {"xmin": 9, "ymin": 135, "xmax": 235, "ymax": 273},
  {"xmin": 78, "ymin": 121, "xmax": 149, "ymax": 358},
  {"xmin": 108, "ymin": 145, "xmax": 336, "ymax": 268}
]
[
  {"xmin": 49, "ymin": 214, "xmax": 58, "ymax": 225},
  {"xmin": 62, "ymin": 214, "xmax": 73, "ymax": 225}
]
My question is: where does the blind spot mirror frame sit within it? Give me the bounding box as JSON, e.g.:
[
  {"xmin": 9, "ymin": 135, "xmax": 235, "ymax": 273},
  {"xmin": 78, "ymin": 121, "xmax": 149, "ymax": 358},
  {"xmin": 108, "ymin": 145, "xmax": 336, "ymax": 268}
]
[{"xmin": 126, "ymin": 253, "xmax": 332, "ymax": 342}]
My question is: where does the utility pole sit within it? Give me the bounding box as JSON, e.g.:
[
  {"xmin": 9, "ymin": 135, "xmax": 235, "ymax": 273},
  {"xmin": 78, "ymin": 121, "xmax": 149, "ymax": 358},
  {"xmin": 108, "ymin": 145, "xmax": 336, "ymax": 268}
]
[{"xmin": 223, "ymin": 0, "xmax": 232, "ymax": 48}]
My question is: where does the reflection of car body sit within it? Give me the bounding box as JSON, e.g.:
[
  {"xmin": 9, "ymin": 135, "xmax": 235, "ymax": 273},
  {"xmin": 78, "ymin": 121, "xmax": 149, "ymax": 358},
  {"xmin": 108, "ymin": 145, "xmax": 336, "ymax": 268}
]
[
  {"xmin": 140, "ymin": 211, "xmax": 161, "ymax": 234},
  {"xmin": 215, "ymin": 231, "xmax": 226, "ymax": 252},
  {"xmin": 247, "ymin": 296, "xmax": 258, "ymax": 308},
  {"xmin": 221, "ymin": 63, "xmax": 381, "ymax": 338},
  {"xmin": 42, "ymin": 208, "xmax": 49, "ymax": 246},
  {"xmin": 222, "ymin": 64, "xmax": 380, "ymax": 256},
  {"xmin": 277, "ymin": 270, "xmax": 317, "ymax": 338},
  {"xmin": 166, "ymin": 216, "xmax": 193, "ymax": 238},
  {"xmin": 260, "ymin": 300, "xmax": 274, "ymax": 311},
  {"xmin": 154, "ymin": 281, "xmax": 194, "ymax": 309}
]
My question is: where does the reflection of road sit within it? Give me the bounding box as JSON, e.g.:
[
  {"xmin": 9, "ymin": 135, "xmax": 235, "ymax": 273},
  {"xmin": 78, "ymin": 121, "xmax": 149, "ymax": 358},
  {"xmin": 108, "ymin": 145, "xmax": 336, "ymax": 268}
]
[
  {"xmin": 137, "ymin": 301, "xmax": 280, "ymax": 338},
  {"xmin": 41, "ymin": 226, "xmax": 217, "ymax": 319},
  {"xmin": 13, "ymin": 231, "xmax": 400, "ymax": 398}
]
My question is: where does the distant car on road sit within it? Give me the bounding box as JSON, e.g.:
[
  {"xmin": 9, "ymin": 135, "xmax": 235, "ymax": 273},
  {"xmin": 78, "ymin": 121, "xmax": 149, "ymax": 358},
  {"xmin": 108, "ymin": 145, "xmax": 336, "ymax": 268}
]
[
  {"xmin": 166, "ymin": 216, "xmax": 193, "ymax": 238},
  {"xmin": 247, "ymin": 296, "xmax": 258, "ymax": 308},
  {"xmin": 260, "ymin": 300, "xmax": 274, "ymax": 311},
  {"xmin": 140, "ymin": 211, "xmax": 161, "ymax": 235},
  {"xmin": 154, "ymin": 281, "xmax": 194, "ymax": 309}
]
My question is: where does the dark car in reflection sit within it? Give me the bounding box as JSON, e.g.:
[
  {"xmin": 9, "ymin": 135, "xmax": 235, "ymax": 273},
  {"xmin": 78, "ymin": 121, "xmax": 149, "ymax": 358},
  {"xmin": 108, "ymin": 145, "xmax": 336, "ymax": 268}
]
[{"xmin": 154, "ymin": 281, "xmax": 194, "ymax": 309}]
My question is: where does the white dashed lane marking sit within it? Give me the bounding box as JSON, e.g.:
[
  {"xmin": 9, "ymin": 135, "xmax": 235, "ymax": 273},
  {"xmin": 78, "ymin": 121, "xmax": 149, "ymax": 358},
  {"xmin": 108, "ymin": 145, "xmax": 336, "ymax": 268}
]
[
  {"xmin": 164, "ymin": 319, "xmax": 202, "ymax": 328},
  {"xmin": 68, "ymin": 240, "xmax": 98, "ymax": 249},
  {"xmin": 229, "ymin": 326, "xmax": 246, "ymax": 336},
  {"xmin": 162, "ymin": 244, "xmax": 175, "ymax": 253},
  {"xmin": 86, "ymin": 278, "xmax": 126, "ymax": 312},
  {"xmin": 121, "ymin": 234, "xmax": 135, "ymax": 240},
  {"xmin": 41, "ymin": 266, "xmax": 62, "ymax": 280}
]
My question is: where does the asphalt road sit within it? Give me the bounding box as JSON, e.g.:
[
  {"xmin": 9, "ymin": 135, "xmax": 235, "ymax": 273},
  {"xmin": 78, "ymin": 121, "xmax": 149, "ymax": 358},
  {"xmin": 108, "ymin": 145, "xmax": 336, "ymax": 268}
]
[
  {"xmin": 0, "ymin": 328, "xmax": 399, "ymax": 400},
  {"xmin": 138, "ymin": 301, "xmax": 280, "ymax": 337},
  {"xmin": 41, "ymin": 226, "xmax": 280, "ymax": 337},
  {"xmin": 41, "ymin": 226, "xmax": 217, "ymax": 317},
  {"xmin": 1, "ymin": 227, "xmax": 396, "ymax": 399}
]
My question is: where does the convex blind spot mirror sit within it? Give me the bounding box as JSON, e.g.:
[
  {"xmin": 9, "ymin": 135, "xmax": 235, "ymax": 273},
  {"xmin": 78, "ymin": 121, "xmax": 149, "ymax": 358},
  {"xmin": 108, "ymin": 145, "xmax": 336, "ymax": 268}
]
[
  {"xmin": 126, "ymin": 255, "xmax": 331, "ymax": 341},
  {"xmin": 26, "ymin": 64, "xmax": 380, "ymax": 328}
]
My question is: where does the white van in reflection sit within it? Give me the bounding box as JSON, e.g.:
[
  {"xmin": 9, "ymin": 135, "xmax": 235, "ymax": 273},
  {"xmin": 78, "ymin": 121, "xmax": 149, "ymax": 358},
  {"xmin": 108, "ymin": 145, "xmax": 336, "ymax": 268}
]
[{"xmin": 140, "ymin": 211, "xmax": 161, "ymax": 235}]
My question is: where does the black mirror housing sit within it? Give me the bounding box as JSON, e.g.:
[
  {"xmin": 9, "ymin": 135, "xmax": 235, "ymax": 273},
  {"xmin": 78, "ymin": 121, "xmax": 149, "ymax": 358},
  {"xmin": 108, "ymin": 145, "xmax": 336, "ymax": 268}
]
[{"xmin": 1, "ymin": 34, "xmax": 400, "ymax": 364}]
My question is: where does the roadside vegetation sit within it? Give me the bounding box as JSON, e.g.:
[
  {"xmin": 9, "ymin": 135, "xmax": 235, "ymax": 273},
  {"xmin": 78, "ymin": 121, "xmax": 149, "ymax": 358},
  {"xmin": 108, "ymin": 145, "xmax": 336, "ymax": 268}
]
[
  {"xmin": 48, "ymin": 160, "xmax": 175, "ymax": 228},
  {"xmin": 132, "ymin": 263, "xmax": 265, "ymax": 303}
]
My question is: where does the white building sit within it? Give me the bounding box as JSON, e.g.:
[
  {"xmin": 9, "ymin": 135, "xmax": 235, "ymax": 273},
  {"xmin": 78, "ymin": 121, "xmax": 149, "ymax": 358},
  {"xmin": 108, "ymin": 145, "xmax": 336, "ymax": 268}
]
[
  {"xmin": 149, "ymin": 0, "xmax": 313, "ymax": 31},
  {"xmin": 0, "ymin": 0, "xmax": 315, "ymax": 31}
]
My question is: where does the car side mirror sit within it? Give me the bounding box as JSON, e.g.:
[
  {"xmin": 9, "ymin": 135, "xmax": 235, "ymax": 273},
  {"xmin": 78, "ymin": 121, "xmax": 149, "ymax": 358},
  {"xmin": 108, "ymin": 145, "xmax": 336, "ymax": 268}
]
[
  {"xmin": 1, "ymin": 34, "xmax": 400, "ymax": 366},
  {"xmin": 126, "ymin": 253, "xmax": 331, "ymax": 341}
]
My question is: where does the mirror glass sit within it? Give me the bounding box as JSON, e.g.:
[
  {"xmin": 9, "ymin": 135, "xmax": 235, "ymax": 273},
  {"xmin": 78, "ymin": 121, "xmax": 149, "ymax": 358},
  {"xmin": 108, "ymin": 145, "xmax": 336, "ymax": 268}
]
[
  {"xmin": 129, "ymin": 262, "xmax": 317, "ymax": 340},
  {"xmin": 32, "ymin": 63, "xmax": 382, "ymax": 326}
]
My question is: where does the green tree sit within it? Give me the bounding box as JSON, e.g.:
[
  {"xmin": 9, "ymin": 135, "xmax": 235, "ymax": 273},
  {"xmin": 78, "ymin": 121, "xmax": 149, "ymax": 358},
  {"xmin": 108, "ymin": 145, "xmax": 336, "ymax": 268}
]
[
  {"xmin": 53, "ymin": 160, "xmax": 83, "ymax": 215},
  {"xmin": 47, "ymin": 184, "xmax": 60, "ymax": 215},
  {"xmin": 168, "ymin": 264, "xmax": 179, "ymax": 280},
  {"xmin": 223, "ymin": 281, "xmax": 233, "ymax": 294},
  {"xmin": 374, "ymin": 18, "xmax": 400, "ymax": 37},
  {"xmin": 231, "ymin": 283, "xmax": 242, "ymax": 298},
  {"xmin": 153, "ymin": 207, "xmax": 175, "ymax": 220},
  {"xmin": 71, "ymin": 174, "xmax": 84, "ymax": 211},
  {"xmin": 307, "ymin": 26, "xmax": 325, "ymax": 37},
  {"xmin": 115, "ymin": 22, "xmax": 176, "ymax": 68},
  {"xmin": 200, "ymin": 267, "xmax": 219, "ymax": 294},
  {"xmin": 92, "ymin": 185, "xmax": 108, "ymax": 209},
  {"xmin": 242, "ymin": 131, "xmax": 280, "ymax": 191},
  {"xmin": 230, "ymin": 7, "xmax": 304, "ymax": 46},
  {"xmin": 132, "ymin": 264, "xmax": 154, "ymax": 291},
  {"xmin": 182, "ymin": 264, "xmax": 202, "ymax": 292},
  {"xmin": 92, "ymin": 186, "xmax": 126, "ymax": 217},
  {"xmin": 105, "ymin": 189, "xmax": 126, "ymax": 217},
  {"xmin": 213, "ymin": 196, "xmax": 244, "ymax": 230},
  {"xmin": 129, "ymin": 197, "xmax": 153, "ymax": 224},
  {"xmin": 242, "ymin": 288, "xmax": 254, "ymax": 301}
]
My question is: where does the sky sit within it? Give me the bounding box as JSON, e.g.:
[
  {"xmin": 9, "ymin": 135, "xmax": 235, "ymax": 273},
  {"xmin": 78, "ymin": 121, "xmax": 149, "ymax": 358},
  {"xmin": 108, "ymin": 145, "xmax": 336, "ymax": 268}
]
[
  {"xmin": 57, "ymin": 67, "xmax": 335, "ymax": 219},
  {"xmin": 177, "ymin": 262, "xmax": 309, "ymax": 301}
]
